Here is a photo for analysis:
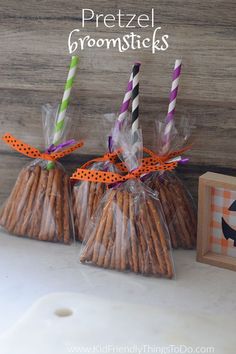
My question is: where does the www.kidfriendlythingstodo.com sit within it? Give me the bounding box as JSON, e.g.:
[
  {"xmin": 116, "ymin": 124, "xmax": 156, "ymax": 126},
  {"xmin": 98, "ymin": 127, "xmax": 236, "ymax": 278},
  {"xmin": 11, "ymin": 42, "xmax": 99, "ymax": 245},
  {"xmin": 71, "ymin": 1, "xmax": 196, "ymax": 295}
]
[{"xmin": 68, "ymin": 8, "xmax": 169, "ymax": 54}]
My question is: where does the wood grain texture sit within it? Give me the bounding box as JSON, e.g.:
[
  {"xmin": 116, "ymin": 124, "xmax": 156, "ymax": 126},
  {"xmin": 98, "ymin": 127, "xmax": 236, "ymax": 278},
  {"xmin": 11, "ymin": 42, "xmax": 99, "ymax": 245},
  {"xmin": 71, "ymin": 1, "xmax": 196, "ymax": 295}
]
[{"xmin": 0, "ymin": 0, "xmax": 235, "ymax": 204}]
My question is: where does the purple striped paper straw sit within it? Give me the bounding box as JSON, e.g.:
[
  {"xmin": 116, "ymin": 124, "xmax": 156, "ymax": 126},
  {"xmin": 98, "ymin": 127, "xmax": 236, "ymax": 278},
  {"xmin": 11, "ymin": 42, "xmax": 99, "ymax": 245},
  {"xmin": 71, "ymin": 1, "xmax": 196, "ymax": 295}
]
[
  {"xmin": 109, "ymin": 65, "xmax": 133, "ymax": 152},
  {"xmin": 162, "ymin": 59, "xmax": 182, "ymax": 153},
  {"xmin": 117, "ymin": 72, "xmax": 133, "ymax": 124},
  {"xmin": 167, "ymin": 59, "xmax": 182, "ymax": 121},
  {"xmin": 131, "ymin": 63, "xmax": 141, "ymax": 135}
]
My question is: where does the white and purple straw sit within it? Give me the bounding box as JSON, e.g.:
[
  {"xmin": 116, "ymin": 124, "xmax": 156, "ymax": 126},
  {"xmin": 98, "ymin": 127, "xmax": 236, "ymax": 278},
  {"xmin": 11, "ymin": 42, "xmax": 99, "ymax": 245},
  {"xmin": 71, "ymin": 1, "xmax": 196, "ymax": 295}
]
[
  {"xmin": 162, "ymin": 59, "xmax": 182, "ymax": 153},
  {"xmin": 117, "ymin": 72, "xmax": 133, "ymax": 124},
  {"xmin": 131, "ymin": 62, "xmax": 141, "ymax": 135},
  {"xmin": 109, "ymin": 65, "xmax": 133, "ymax": 152}
]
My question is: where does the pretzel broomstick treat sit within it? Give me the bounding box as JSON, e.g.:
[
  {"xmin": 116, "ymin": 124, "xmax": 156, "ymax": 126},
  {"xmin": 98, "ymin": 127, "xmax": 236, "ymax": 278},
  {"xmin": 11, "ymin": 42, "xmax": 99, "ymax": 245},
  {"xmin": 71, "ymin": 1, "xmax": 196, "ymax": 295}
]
[
  {"xmin": 72, "ymin": 63, "xmax": 136, "ymax": 242},
  {"xmin": 0, "ymin": 104, "xmax": 83, "ymax": 243},
  {"xmin": 72, "ymin": 121, "xmax": 176, "ymax": 278},
  {"xmin": 143, "ymin": 118, "xmax": 197, "ymax": 249}
]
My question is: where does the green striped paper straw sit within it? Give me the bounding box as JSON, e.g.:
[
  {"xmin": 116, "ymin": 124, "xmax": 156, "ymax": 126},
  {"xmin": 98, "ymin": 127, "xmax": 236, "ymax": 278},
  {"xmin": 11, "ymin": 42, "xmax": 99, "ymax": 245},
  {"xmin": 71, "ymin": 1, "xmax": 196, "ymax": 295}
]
[
  {"xmin": 53, "ymin": 56, "xmax": 79, "ymax": 145},
  {"xmin": 47, "ymin": 56, "xmax": 79, "ymax": 169}
]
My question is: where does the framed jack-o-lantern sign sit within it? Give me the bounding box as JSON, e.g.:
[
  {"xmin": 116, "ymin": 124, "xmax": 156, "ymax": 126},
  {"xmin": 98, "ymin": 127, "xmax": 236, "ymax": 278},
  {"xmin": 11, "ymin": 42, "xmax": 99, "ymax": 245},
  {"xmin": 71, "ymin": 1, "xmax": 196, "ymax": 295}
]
[{"xmin": 197, "ymin": 172, "xmax": 236, "ymax": 271}]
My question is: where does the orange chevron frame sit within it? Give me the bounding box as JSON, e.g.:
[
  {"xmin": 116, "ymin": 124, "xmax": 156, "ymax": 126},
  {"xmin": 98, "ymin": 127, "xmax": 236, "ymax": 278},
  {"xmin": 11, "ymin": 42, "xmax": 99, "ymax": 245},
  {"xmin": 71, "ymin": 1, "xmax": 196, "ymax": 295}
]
[{"xmin": 197, "ymin": 172, "xmax": 236, "ymax": 271}]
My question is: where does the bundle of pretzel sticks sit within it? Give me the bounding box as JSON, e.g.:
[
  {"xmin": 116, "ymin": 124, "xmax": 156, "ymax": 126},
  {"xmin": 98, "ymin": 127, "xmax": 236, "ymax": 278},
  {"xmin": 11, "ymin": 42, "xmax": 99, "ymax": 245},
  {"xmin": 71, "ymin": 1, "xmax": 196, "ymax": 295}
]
[
  {"xmin": 80, "ymin": 183, "xmax": 174, "ymax": 278},
  {"xmin": 0, "ymin": 162, "xmax": 73, "ymax": 244}
]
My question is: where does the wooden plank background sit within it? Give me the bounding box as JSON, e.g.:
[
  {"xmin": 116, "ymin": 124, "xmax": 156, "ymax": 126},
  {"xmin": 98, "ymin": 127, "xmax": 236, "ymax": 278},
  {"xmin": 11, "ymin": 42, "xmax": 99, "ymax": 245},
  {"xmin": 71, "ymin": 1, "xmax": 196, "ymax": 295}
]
[{"xmin": 0, "ymin": 0, "xmax": 236, "ymax": 204}]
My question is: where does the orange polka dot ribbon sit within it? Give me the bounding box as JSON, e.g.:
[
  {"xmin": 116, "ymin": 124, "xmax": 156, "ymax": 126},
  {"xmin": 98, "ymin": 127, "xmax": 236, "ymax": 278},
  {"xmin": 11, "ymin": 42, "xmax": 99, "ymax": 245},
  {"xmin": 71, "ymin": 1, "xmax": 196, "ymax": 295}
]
[
  {"xmin": 71, "ymin": 160, "xmax": 178, "ymax": 185},
  {"xmin": 80, "ymin": 149, "xmax": 122, "ymax": 170},
  {"xmin": 2, "ymin": 133, "xmax": 84, "ymax": 161},
  {"xmin": 113, "ymin": 145, "xmax": 192, "ymax": 173},
  {"xmin": 70, "ymin": 144, "xmax": 192, "ymax": 185}
]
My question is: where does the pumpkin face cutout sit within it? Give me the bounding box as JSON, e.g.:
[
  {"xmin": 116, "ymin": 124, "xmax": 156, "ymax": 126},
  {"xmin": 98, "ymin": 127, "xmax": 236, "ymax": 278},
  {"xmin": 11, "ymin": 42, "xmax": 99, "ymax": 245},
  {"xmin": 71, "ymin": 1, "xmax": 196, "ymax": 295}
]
[
  {"xmin": 222, "ymin": 200, "xmax": 236, "ymax": 247},
  {"xmin": 210, "ymin": 187, "xmax": 236, "ymax": 258}
]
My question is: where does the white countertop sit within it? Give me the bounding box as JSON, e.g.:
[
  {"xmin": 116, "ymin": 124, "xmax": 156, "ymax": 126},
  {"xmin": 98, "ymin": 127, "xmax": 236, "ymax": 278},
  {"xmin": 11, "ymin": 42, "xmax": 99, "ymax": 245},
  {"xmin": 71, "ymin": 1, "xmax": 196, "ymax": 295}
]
[{"xmin": 0, "ymin": 229, "xmax": 235, "ymax": 351}]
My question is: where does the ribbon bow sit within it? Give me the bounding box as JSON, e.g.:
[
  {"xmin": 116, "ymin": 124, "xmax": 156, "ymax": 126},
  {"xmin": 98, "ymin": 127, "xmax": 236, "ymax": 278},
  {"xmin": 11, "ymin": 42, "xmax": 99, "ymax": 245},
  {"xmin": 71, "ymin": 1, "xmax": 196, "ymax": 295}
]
[
  {"xmin": 2, "ymin": 133, "xmax": 84, "ymax": 161},
  {"xmin": 112, "ymin": 145, "xmax": 192, "ymax": 173},
  {"xmin": 70, "ymin": 144, "xmax": 192, "ymax": 186},
  {"xmin": 71, "ymin": 159, "xmax": 178, "ymax": 185}
]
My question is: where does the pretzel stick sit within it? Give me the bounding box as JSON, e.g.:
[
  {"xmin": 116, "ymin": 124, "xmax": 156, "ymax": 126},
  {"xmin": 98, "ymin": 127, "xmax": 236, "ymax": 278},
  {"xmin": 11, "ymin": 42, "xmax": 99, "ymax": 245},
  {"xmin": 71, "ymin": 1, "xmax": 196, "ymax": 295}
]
[
  {"xmin": 120, "ymin": 191, "xmax": 129, "ymax": 271},
  {"xmin": 109, "ymin": 192, "xmax": 118, "ymax": 270},
  {"xmin": 103, "ymin": 214, "xmax": 115, "ymax": 268},
  {"xmin": 9, "ymin": 168, "xmax": 35, "ymax": 234},
  {"xmin": 28, "ymin": 168, "xmax": 48, "ymax": 238},
  {"xmin": 145, "ymin": 198, "xmax": 167, "ymax": 275},
  {"xmin": 91, "ymin": 183, "xmax": 98, "ymax": 215},
  {"xmin": 177, "ymin": 194, "xmax": 196, "ymax": 248},
  {"xmin": 76, "ymin": 184, "xmax": 84, "ymax": 237},
  {"xmin": 80, "ymin": 222, "xmax": 99, "ymax": 262},
  {"xmin": 80, "ymin": 192, "xmax": 107, "ymax": 263},
  {"xmin": 45, "ymin": 168, "xmax": 58, "ymax": 242},
  {"xmin": 97, "ymin": 194, "xmax": 114, "ymax": 267},
  {"xmin": 39, "ymin": 169, "xmax": 54, "ymax": 241},
  {"xmin": 91, "ymin": 204, "xmax": 109, "ymax": 264},
  {"xmin": 163, "ymin": 183, "xmax": 180, "ymax": 248},
  {"xmin": 157, "ymin": 180, "xmax": 178, "ymax": 249},
  {"xmin": 73, "ymin": 184, "xmax": 84, "ymax": 241},
  {"xmin": 136, "ymin": 219, "xmax": 145, "ymax": 274},
  {"xmin": 88, "ymin": 182, "xmax": 96, "ymax": 217},
  {"xmin": 174, "ymin": 178, "xmax": 197, "ymax": 246},
  {"xmin": 26, "ymin": 167, "xmax": 42, "ymax": 239},
  {"xmin": 129, "ymin": 193, "xmax": 139, "ymax": 273},
  {"xmin": 162, "ymin": 180, "xmax": 183, "ymax": 248},
  {"xmin": 168, "ymin": 183, "xmax": 192, "ymax": 249},
  {"xmin": 72, "ymin": 188, "xmax": 78, "ymax": 239},
  {"xmin": 19, "ymin": 165, "xmax": 41, "ymax": 236},
  {"xmin": 92, "ymin": 183, "xmax": 105, "ymax": 216},
  {"xmin": 90, "ymin": 183, "xmax": 97, "ymax": 215},
  {"xmin": 0, "ymin": 168, "xmax": 27, "ymax": 227},
  {"xmin": 110, "ymin": 234, "xmax": 117, "ymax": 270},
  {"xmin": 136, "ymin": 216, "xmax": 148, "ymax": 274},
  {"xmin": 63, "ymin": 174, "xmax": 71, "ymax": 244},
  {"xmin": 115, "ymin": 190, "xmax": 123, "ymax": 270},
  {"xmin": 48, "ymin": 168, "xmax": 61, "ymax": 242},
  {"xmin": 91, "ymin": 190, "xmax": 115, "ymax": 264},
  {"xmin": 149, "ymin": 197, "xmax": 173, "ymax": 276},
  {"xmin": 75, "ymin": 187, "xmax": 83, "ymax": 241},
  {"xmin": 165, "ymin": 173, "xmax": 195, "ymax": 248},
  {"xmin": 79, "ymin": 182, "xmax": 90, "ymax": 237},
  {"xmin": 147, "ymin": 174, "xmax": 183, "ymax": 249},
  {"xmin": 125, "ymin": 195, "xmax": 134, "ymax": 272},
  {"xmin": 137, "ymin": 209, "xmax": 153, "ymax": 275},
  {"xmin": 57, "ymin": 169, "xmax": 64, "ymax": 242},
  {"xmin": 8, "ymin": 169, "xmax": 30, "ymax": 234},
  {"xmin": 147, "ymin": 198, "xmax": 174, "ymax": 278},
  {"xmin": 0, "ymin": 171, "xmax": 22, "ymax": 227},
  {"xmin": 141, "ymin": 201, "xmax": 162, "ymax": 275}
]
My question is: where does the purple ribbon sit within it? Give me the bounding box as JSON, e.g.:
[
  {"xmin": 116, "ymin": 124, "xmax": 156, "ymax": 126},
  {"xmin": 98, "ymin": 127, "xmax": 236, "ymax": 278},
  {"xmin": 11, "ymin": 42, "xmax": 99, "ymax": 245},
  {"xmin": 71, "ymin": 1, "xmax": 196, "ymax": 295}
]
[
  {"xmin": 108, "ymin": 136, "xmax": 113, "ymax": 153},
  {"xmin": 45, "ymin": 139, "xmax": 76, "ymax": 154},
  {"xmin": 179, "ymin": 157, "xmax": 189, "ymax": 164}
]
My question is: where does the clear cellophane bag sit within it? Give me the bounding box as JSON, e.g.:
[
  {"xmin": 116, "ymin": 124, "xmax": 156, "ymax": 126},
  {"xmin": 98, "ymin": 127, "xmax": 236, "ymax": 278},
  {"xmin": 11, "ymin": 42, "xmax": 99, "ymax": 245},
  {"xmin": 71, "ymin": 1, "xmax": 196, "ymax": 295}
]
[
  {"xmin": 144, "ymin": 117, "xmax": 197, "ymax": 249},
  {"xmin": 80, "ymin": 119, "xmax": 175, "ymax": 278},
  {"xmin": 0, "ymin": 103, "xmax": 75, "ymax": 244}
]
